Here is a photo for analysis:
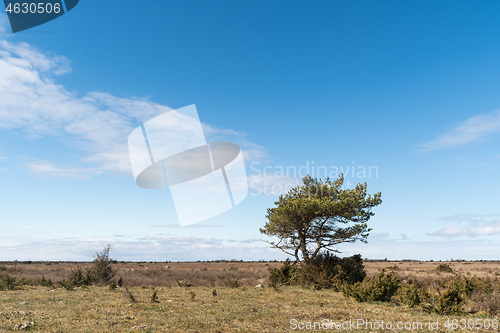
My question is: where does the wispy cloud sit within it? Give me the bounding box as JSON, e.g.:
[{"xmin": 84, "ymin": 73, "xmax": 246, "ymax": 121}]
[
  {"xmin": 429, "ymin": 213, "xmax": 500, "ymax": 238},
  {"xmin": 419, "ymin": 110, "xmax": 500, "ymax": 152},
  {"xmin": 338, "ymin": 236, "xmax": 500, "ymax": 261},
  {"xmin": 26, "ymin": 158, "xmax": 101, "ymax": 178},
  {"xmin": 0, "ymin": 38, "xmax": 265, "ymax": 178},
  {"xmin": 0, "ymin": 236, "xmax": 282, "ymax": 261}
]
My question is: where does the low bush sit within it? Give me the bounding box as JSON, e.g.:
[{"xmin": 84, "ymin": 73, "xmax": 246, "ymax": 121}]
[
  {"xmin": 268, "ymin": 254, "xmax": 365, "ymax": 289},
  {"xmin": 344, "ymin": 270, "xmax": 401, "ymax": 302},
  {"xmin": 37, "ymin": 275, "xmax": 53, "ymax": 287},
  {"xmin": 225, "ymin": 279, "xmax": 240, "ymax": 288},
  {"xmin": 59, "ymin": 245, "xmax": 117, "ymax": 289},
  {"xmin": 440, "ymin": 275, "xmax": 474, "ymax": 296},
  {"xmin": 394, "ymin": 280, "xmax": 429, "ymax": 307},
  {"xmin": 268, "ymin": 259, "xmax": 298, "ymax": 288},
  {"xmin": 0, "ymin": 273, "xmax": 17, "ymax": 291},
  {"xmin": 61, "ymin": 268, "xmax": 92, "ymax": 289},
  {"xmin": 436, "ymin": 263, "xmax": 453, "ymax": 273},
  {"xmin": 304, "ymin": 253, "xmax": 366, "ymax": 289},
  {"xmin": 436, "ymin": 285, "xmax": 464, "ymax": 315},
  {"xmin": 87, "ymin": 245, "xmax": 116, "ymax": 286}
]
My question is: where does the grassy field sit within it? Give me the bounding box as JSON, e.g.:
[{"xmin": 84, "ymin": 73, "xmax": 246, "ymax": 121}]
[
  {"xmin": 2, "ymin": 260, "xmax": 499, "ymax": 287},
  {"xmin": 1, "ymin": 261, "xmax": 499, "ymax": 332}
]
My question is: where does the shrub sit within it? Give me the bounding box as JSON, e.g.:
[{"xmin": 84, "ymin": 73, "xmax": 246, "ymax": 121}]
[
  {"xmin": 431, "ymin": 275, "xmax": 474, "ymax": 314},
  {"xmin": 334, "ymin": 254, "xmax": 366, "ymax": 285},
  {"xmin": 59, "ymin": 245, "xmax": 117, "ymax": 288},
  {"xmin": 345, "ymin": 270, "xmax": 401, "ymax": 302},
  {"xmin": 268, "ymin": 259, "xmax": 298, "ymax": 288},
  {"xmin": 38, "ymin": 276, "xmax": 52, "ymax": 287},
  {"xmin": 385, "ymin": 265, "xmax": 399, "ymax": 271},
  {"xmin": 437, "ymin": 286, "xmax": 463, "ymax": 314},
  {"xmin": 441, "ymin": 275, "xmax": 474, "ymax": 296},
  {"xmin": 61, "ymin": 268, "xmax": 91, "ymax": 289},
  {"xmin": 87, "ymin": 245, "xmax": 116, "ymax": 286},
  {"xmin": 0, "ymin": 273, "xmax": 17, "ymax": 291},
  {"xmin": 225, "ymin": 279, "xmax": 239, "ymax": 288},
  {"xmin": 467, "ymin": 276, "xmax": 497, "ymax": 295},
  {"xmin": 305, "ymin": 253, "xmax": 366, "ymax": 289},
  {"xmin": 268, "ymin": 254, "xmax": 365, "ymax": 289},
  {"xmin": 394, "ymin": 280, "xmax": 428, "ymax": 307},
  {"xmin": 436, "ymin": 263, "xmax": 453, "ymax": 273}
]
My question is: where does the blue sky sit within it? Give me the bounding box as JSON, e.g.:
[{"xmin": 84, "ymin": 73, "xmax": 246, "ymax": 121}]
[{"xmin": 1, "ymin": 1, "xmax": 500, "ymax": 261}]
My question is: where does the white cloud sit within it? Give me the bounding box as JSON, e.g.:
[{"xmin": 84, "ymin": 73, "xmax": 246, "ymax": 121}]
[
  {"xmin": 0, "ymin": 236, "xmax": 283, "ymax": 261},
  {"xmin": 2, "ymin": 233, "xmax": 499, "ymax": 261},
  {"xmin": 420, "ymin": 110, "xmax": 500, "ymax": 151},
  {"xmin": 202, "ymin": 124, "xmax": 267, "ymax": 162},
  {"xmin": 338, "ymin": 237, "xmax": 500, "ymax": 261},
  {"xmin": 26, "ymin": 158, "xmax": 100, "ymax": 178},
  {"xmin": 430, "ymin": 214, "xmax": 500, "ymax": 237},
  {"xmin": 0, "ymin": 38, "xmax": 265, "ymax": 178}
]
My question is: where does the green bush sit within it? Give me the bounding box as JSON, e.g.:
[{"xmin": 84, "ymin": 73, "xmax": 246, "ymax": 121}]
[
  {"xmin": 268, "ymin": 254, "xmax": 365, "ymax": 289},
  {"xmin": 440, "ymin": 275, "xmax": 474, "ymax": 296},
  {"xmin": 38, "ymin": 275, "xmax": 52, "ymax": 287},
  {"xmin": 61, "ymin": 268, "xmax": 92, "ymax": 289},
  {"xmin": 394, "ymin": 281, "xmax": 428, "ymax": 307},
  {"xmin": 345, "ymin": 270, "xmax": 401, "ymax": 302},
  {"xmin": 437, "ymin": 286, "xmax": 463, "ymax": 314},
  {"xmin": 60, "ymin": 245, "xmax": 117, "ymax": 289},
  {"xmin": 335, "ymin": 254, "xmax": 367, "ymax": 285},
  {"xmin": 433, "ymin": 275, "xmax": 474, "ymax": 314},
  {"xmin": 268, "ymin": 259, "xmax": 298, "ymax": 288},
  {"xmin": 467, "ymin": 276, "xmax": 497, "ymax": 295},
  {"xmin": 436, "ymin": 263, "xmax": 453, "ymax": 273},
  {"xmin": 0, "ymin": 273, "xmax": 17, "ymax": 291},
  {"xmin": 301, "ymin": 253, "xmax": 366, "ymax": 289},
  {"xmin": 87, "ymin": 245, "xmax": 116, "ymax": 286}
]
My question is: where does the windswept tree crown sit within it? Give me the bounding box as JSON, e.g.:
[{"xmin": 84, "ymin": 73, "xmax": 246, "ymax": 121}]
[{"xmin": 260, "ymin": 175, "xmax": 382, "ymax": 263}]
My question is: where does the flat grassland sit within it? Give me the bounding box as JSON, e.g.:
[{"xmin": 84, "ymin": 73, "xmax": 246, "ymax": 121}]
[{"xmin": 1, "ymin": 261, "xmax": 499, "ymax": 332}]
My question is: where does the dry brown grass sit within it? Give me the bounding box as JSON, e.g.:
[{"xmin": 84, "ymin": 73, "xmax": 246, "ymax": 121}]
[
  {"xmin": 0, "ymin": 261, "xmax": 283, "ymax": 287},
  {"xmin": 364, "ymin": 260, "xmax": 500, "ymax": 279},
  {"xmin": 1, "ymin": 260, "xmax": 499, "ymax": 288}
]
